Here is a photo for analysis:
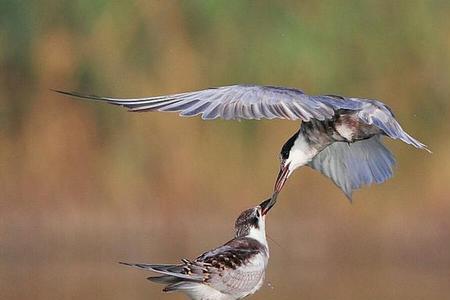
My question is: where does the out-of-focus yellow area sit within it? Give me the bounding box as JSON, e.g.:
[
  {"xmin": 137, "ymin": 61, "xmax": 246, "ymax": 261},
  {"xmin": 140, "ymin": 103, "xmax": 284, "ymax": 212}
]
[{"xmin": 1, "ymin": 1, "xmax": 449, "ymax": 299}]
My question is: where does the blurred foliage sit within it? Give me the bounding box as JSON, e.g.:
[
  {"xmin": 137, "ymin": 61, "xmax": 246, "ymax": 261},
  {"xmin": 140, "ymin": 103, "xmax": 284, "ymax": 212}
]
[{"xmin": 1, "ymin": 1, "xmax": 449, "ymax": 300}]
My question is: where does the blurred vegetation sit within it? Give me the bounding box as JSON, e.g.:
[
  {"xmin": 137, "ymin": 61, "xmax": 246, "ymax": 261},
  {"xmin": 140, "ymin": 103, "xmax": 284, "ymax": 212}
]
[{"xmin": 1, "ymin": 1, "xmax": 449, "ymax": 299}]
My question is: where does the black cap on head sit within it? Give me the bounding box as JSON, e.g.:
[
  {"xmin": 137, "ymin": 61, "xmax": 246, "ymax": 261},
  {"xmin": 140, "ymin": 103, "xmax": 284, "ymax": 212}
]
[{"xmin": 280, "ymin": 130, "xmax": 299, "ymax": 159}]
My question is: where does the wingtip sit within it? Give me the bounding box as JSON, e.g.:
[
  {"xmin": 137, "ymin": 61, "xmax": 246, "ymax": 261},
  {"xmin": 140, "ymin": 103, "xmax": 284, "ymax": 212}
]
[
  {"xmin": 404, "ymin": 133, "xmax": 431, "ymax": 153},
  {"xmin": 51, "ymin": 88, "xmax": 85, "ymax": 99},
  {"xmin": 422, "ymin": 145, "xmax": 432, "ymax": 154},
  {"xmin": 50, "ymin": 88, "xmax": 71, "ymax": 96},
  {"xmin": 345, "ymin": 193, "xmax": 353, "ymax": 204},
  {"xmin": 342, "ymin": 188, "xmax": 353, "ymax": 203},
  {"xmin": 412, "ymin": 141, "xmax": 432, "ymax": 154},
  {"xmin": 51, "ymin": 88, "xmax": 108, "ymax": 102}
]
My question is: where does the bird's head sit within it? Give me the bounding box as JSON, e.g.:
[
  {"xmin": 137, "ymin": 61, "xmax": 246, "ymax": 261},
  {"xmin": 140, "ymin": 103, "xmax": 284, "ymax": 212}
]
[
  {"xmin": 234, "ymin": 199, "xmax": 274, "ymax": 241},
  {"xmin": 273, "ymin": 131, "xmax": 300, "ymax": 198}
]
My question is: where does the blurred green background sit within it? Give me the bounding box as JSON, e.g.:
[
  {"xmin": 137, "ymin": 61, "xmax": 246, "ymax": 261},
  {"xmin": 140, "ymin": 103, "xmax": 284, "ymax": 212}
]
[{"xmin": 1, "ymin": 1, "xmax": 449, "ymax": 299}]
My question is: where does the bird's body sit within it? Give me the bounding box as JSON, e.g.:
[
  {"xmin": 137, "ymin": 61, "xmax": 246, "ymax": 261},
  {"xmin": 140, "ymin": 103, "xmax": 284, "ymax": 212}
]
[
  {"xmin": 121, "ymin": 199, "xmax": 274, "ymax": 300},
  {"xmin": 276, "ymin": 108, "xmax": 397, "ymax": 198},
  {"xmin": 56, "ymin": 84, "xmax": 429, "ymax": 200}
]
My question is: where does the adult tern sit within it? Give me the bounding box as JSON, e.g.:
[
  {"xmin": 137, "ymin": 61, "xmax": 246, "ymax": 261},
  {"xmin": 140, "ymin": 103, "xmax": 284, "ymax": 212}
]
[{"xmin": 55, "ymin": 85, "xmax": 429, "ymax": 202}]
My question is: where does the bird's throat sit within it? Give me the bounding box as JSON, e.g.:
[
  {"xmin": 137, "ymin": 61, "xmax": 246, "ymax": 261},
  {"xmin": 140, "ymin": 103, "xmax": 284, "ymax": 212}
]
[
  {"xmin": 288, "ymin": 128, "xmax": 336, "ymax": 170},
  {"xmin": 287, "ymin": 133, "xmax": 319, "ymax": 168}
]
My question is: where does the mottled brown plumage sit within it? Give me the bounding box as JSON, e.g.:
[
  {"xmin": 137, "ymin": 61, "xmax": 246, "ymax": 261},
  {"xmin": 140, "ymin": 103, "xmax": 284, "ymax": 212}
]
[{"xmin": 120, "ymin": 199, "xmax": 273, "ymax": 300}]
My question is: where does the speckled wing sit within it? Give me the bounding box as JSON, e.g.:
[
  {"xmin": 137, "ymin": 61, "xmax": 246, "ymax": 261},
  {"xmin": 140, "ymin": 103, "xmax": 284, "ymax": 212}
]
[
  {"xmin": 193, "ymin": 237, "xmax": 268, "ymax": 295},
  {"xmin": 54, "ymin": 85, "xmax": 366, "ymax": 121}
]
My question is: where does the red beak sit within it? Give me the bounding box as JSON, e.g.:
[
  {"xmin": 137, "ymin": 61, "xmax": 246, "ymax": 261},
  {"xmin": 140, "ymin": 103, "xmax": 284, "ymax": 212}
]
[{"xmin": 274, "ymin": 161, "xmax": 290, "ymax": 196}]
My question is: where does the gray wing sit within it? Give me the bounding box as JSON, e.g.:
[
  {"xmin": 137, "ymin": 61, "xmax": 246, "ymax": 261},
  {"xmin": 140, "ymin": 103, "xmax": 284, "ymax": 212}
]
[
  {"xmin": 55, "ymin": 86, "xmax": 429, "ymax": 150},
  {"xmin": 308, "ymin": 136, "xmax": 396, "ymax": 200},
  {"xmin": 54, "ymin": 85, "xmax": 365, "ymax": 121},
  {"xmin": 357, "ymin": 100, "xmax": 430, "ymax": 151}
]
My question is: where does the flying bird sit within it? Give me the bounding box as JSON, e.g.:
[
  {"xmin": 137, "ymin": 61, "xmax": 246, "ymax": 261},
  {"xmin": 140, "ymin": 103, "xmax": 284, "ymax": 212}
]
[
  {"xmin": 120, "ymin": 198, "xmax": 274, "ymax": 300},
  {"xmin": 55, "ymin": 85, "xmax": 429, "ymax": 201}
]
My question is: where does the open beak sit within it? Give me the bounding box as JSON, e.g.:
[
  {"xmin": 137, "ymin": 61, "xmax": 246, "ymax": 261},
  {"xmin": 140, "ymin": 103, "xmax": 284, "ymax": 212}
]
[
  {"xmin": 273, "ymin": 161, "xmax": 291, "ymax": 197},
  {"xmin": 260, "ymin": 198, "xmax": 275, "ymax": 216}
]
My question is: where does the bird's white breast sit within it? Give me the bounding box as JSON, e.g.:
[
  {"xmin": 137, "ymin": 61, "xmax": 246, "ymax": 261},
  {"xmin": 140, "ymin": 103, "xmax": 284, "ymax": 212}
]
[
  {"xmin": 247, "ymin": 226, "xmax": 268, "ymax": 250},
  {"xmin": 288, "ymin": 133, "xmax": 318, "ymax": 169}
]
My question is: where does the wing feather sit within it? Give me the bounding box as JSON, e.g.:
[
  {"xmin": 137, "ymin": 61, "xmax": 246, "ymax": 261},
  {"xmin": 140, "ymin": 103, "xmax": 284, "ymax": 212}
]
[
  {"xmin": 119, "ymin": 262, "xmax": 203, "ymax": 281},
  {"xmin": 357, "ymin": 101, "xmax": 430, "ymax": 151},
  {"xmin": 53, "ymin": 85, "xmax": 361, "ymax": 121},
  {"xmin": 308, "ymin": 136, "xmax": 396, "ymax": 200}
]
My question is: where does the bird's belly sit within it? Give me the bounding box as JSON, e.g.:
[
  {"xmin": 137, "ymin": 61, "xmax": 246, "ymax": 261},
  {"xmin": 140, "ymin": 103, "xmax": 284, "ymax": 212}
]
[
  {"xmin": 185, "ymin": 284, "xmax": 235, "ymax": 300},
  {"xmin": 217, "ymin": 254, "xmax": 267, "ymax": 299}
]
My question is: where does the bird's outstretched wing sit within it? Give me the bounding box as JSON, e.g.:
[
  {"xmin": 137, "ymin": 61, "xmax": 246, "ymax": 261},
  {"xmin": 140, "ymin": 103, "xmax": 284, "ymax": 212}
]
[
  {"xmin": 54, "ymin": 85, "xmax": 365, "ymax": 121},
  {"xmin": 308, "ymin": 136, "xmax": 396, "ymax": 200},
  {"xmin": 55, "ymin": 86, "xmax": 429, "ymax": 150}
]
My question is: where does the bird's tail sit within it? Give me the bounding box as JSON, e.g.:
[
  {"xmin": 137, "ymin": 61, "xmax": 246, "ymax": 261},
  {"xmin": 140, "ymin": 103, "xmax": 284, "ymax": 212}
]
[
  {"xmin": 308, "ymin": 136, "xmax": 396, "ymax": 200},
  {"xmin": 120, "ymin": 262, "xmax": 202, "ymax": 294},
  {"xmin": 119, "ymin": 262, "xmax": 178, "ymax": 272},
  {"xmin": 162, "ymin": 281, "xmax": 201, "ymax": 293},
  {"xmin": 119, "ymin": 261, "xmax": 202, "ymax": 281},
  {"xmin": 147, "ymin": 275, "xmax": 181, "ymax": 285}
]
